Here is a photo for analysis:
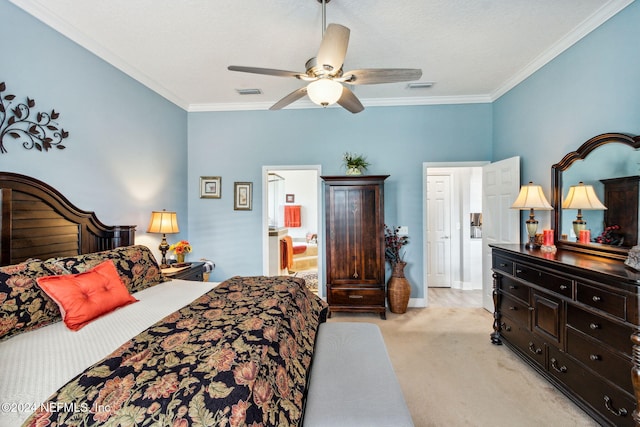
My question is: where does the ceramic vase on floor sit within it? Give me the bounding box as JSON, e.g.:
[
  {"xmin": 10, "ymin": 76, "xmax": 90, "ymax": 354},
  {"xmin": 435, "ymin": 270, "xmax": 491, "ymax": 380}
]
[{"xmin": 387, "ymin": 261, "xmax": 411, "ymax": 313}]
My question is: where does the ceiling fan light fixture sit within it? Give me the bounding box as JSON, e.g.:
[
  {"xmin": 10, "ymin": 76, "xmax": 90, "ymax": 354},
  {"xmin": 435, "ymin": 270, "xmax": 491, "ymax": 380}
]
[{"xmin": 307, "ymin": 79, "xmax": 342, "ymax": 107}]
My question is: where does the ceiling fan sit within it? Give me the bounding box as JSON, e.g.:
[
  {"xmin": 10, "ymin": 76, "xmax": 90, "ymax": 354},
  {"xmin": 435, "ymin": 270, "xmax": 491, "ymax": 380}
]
[{"xmin": 228, "ymin": 0, "xmax": 422, "ymax": 114}]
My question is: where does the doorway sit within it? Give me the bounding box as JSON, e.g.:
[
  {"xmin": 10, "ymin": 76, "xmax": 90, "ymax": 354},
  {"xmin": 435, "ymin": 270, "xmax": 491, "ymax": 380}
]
[
  {"xmin": 424, "ymin": 162, "xmax": 487, "ymax": 307},
  {"xmin": 423, "ymin": 158, "xmax": 520, "ymax": 310},
  {"xmin": 261, "ymin": 165, "xmax": 323, "ymax": 298}
]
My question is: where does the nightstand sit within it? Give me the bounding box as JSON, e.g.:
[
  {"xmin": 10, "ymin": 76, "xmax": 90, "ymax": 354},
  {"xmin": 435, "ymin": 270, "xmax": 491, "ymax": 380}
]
[{"xmin": 162, "ymin": 261, "xmax": 205, "ymax": 281}]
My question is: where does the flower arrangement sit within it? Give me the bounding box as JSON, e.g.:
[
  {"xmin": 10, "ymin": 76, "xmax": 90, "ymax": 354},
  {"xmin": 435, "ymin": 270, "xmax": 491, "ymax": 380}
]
[
  {"xmin": 169, "ymin": 240, "xmax": 192, "ymax": 255},
  {"xmin": 594, "ymin": 225, "xmax": 624, "ymax": 246},
  {"xmin": 384, "ymin": 225, "xmax": 409, "ymax": 266},
  {"xmin": 343, "ymin": 152, "xmax": 370, "ymax": 174}
]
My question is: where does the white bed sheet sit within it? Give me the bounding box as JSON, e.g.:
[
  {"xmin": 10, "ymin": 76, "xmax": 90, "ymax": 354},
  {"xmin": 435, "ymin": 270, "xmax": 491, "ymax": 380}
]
[{"xmin": 0, "ymin": 279, "xmax": 217, "ymax": 427}]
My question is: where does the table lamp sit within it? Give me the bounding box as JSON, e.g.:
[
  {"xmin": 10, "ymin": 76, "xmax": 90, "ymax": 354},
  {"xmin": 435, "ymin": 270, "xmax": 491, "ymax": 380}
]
[
  {"xmin": 147, "ymin": 209, "xmax": 179, "ymax": 267},
  {"xmin": 562, "ymin": 181, "xmax": 607, "ymax": 241},
  {"xmin": 511, "ymin": 182, "xmax": 553, "ymax": 249}
]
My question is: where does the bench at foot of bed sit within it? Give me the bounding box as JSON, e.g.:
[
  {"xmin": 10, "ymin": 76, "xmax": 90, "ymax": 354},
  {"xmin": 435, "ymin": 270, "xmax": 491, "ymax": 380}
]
[{"xmin": 304, "ymin": 322, "xmax": 414, "ymax": 427}]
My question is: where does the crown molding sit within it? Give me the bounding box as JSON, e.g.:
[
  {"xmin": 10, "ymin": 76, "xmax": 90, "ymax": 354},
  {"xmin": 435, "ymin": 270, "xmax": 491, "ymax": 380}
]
[
  {"xmin": 490, "ymin": 0, "xmax": 635, "ymax": 101},
  {"xmin": 10, "ymin": 0, "xmax": 634, "ymax": 112}
]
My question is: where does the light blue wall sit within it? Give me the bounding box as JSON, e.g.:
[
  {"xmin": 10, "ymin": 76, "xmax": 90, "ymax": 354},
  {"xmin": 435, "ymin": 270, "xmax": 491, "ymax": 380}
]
[
  {"xmin": 188, "ymin": 105, "xmax": 493, "ymax": 293},
  {"xmin": 493, "ymin": 1, "xmax": 640, "ymax": 233},
  {"xmin": 0, "ymin": 1, "xmax": 189, "ymax": 255},
  {"xmin": 4, "ymin": 0, "xmax": 639, "ymax": 300}
]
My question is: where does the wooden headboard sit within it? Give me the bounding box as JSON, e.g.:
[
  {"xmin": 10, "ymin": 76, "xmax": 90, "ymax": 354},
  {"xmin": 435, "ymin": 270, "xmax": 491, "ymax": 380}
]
[{"xmin": 0, "ymin": 172, "xmax": 136, "ymax": 266}]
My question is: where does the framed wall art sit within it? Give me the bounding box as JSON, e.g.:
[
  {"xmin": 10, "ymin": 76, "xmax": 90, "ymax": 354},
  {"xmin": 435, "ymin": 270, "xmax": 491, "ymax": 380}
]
[
  {"xmin": 200, "ymin": 176, "xmax": 221, "ymax": 199},
  {"xmin": 234, "ymin": 182, "xmax": 252, "ymax": 210},
  {"xmin": 286, "ymin": 194, "xmax": 295, "ymax": 203}
]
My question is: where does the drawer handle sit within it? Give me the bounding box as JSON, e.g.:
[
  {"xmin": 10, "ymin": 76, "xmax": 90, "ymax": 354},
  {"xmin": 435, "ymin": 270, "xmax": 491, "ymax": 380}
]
[
  {"xmin": 509, "ymin": 285, "xmax": 518, "ymax": 290},
  {"xmin": 592, "ymin": 295, "xmax": 602, "ymax": 302},
  {"xmin": 550, "ymin": 358, "xmax": 567, "ymax": 373},
  {"xmin": 509, "ymin": 306, "xmax": 517, "ymax": 311},
  {"xmin": 528, "ymin": 342, "xmax": 542, "ymax": 355},
  {"xmin": 589, "ymin": 323, "xmax": 601, "ymax": 330},
  {"xmin": 603, "ymin": 395, "xmax": 628, "ymax": 417},
  {"xmin": 516, "ymin": 269, "xmax": 523, "ymax": 274},
  {"xmin": 590, "ymin": 354, "xmax": 601, "ymax": 361},
  {"xmin": 559, "ymin": 285, "xmax": 568, "ymax": 290},
  {"xmin": 348, "ymin": 295, "xmax": 364, "ymax": 299},
  {"xmin": 500, "ymin": 263, "xmax": 508, "ymax": 267}
]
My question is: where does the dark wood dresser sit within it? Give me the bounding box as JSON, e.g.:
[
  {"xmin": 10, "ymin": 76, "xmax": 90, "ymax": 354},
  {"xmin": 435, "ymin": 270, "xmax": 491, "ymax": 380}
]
[
  {"xmin": 322, "ymin": 175, "xmax": 388, "ymax": 319},
  {"xmin": 490, "ymin": 244, "xmax": 640, "ymax": 426}
]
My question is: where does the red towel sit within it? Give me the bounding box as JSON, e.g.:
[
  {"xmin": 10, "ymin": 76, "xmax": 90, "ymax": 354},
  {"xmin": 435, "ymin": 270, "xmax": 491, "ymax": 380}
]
[
  {"xmin": 280, "ymin": 236, "xmax": 294, "ymax": 270},
  {"xmin": 284, "ymin": 205, "xmax": 301, "ymax": 228}
]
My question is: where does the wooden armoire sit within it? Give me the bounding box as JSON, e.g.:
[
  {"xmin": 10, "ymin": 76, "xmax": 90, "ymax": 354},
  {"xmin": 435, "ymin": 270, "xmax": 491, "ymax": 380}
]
[{"xmin": 322, "ymin": 175, "xmax": 388, "ymax": 319}]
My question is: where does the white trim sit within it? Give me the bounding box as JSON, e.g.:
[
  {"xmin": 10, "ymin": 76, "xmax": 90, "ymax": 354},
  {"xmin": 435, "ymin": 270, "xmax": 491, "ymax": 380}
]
[
  {"xmin": 187, "ymin": 95, "xmax": 491, "ymax": 112},
  {"xmin": 10, "ymin": 0, "xmax": 632, "ymax": 112},
  {"xmin": 491, "ymin": 0, "xmax": 635, "ymax": 100}
]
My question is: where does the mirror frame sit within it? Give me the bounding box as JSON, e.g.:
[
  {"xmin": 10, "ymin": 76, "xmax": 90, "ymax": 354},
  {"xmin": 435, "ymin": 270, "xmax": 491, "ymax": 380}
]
[{"xmin": 552, "ymin": 132, "xmax": 640, "ymax": 260}]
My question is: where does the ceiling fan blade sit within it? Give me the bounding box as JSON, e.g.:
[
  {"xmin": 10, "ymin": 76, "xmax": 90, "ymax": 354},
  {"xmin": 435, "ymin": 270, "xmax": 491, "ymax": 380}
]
[
  {"xmin": 228, "ymin": 65, "xmax": 305, "ymax": 79},
  {"xmin": 337, "ymin": 86, "xmax": 364, "ymax": 114},
  {"xmin": 316, "ymin": 24, "xmax": 350, "ymax": 74},
  {"xmin": 269, "ymin": 87, "xmax": 308, "ymax": 110},
  {"xmin": 341, "ymin": 68, "xmax": 423, "ymax": 85}
]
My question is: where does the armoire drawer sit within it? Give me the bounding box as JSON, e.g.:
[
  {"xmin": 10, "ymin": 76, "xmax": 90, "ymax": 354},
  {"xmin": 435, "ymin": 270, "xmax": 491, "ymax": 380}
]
[
  {"xmin": 566, "ymin": 305, "xmax": 633, "ymax": 356},
  {"xmin": 566, "ymin": 328, "xmax": 633, "ymax": 394},
  {"xmin": 328, "ymin": 287, "xmax": 385, "ymax": 306},
  {"xmin": 547, "ymin": 346, "xmax": 636, "ymax": 427},
  {"xmin": 514, "ymin": 263, "xmax": 573, "ymax": 298}
]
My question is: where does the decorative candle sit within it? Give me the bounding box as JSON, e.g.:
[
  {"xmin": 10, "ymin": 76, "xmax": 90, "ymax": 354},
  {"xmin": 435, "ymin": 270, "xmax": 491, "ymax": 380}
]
[
  {"xmin": 543, "ymin": 229, "xmax": 554, "ymax": 246},
  {"xmin": 579, "ymin": 229, "xmax": 591, "ymax": 244}
]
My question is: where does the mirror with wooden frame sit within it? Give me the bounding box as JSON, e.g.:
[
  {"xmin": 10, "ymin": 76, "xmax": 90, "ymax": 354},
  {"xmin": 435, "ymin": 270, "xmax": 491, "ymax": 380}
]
[{"xmin": 552, "ymin": 132, "xmax": 640, "ymax": 260}]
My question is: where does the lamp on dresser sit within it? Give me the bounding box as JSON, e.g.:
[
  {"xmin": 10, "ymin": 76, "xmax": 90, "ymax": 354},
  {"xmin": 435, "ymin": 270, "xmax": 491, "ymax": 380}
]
[
  {"xmin": 147, "ymin": 209, "xmax": 180, "ymax": 267},
  {"xmin": 562, "ymin": 181, "xmax": 607, "ymax": 242},
  {"xmin": 511, "ymin": 181, "xmax": 553, "ymax": 249}
]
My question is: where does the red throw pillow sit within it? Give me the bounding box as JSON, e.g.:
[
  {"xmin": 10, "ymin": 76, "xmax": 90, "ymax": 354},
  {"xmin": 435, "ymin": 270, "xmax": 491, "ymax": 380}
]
[{"xmin": 36, "ymin": 260, "xmax": 138, "ymax": 331}]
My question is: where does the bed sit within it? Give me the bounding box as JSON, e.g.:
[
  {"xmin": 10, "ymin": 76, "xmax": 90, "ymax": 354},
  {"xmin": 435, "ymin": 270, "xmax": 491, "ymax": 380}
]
[{"xmin": 0, "ymin": 172, "xmax": 328, "ymax": 426}]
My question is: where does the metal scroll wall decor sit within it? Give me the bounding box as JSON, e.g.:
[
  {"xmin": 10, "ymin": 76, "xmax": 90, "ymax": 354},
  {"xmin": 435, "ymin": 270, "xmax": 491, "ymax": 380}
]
[{"xmin": 0, "ymin": 81, "xmax": 69, "ymax": 154}]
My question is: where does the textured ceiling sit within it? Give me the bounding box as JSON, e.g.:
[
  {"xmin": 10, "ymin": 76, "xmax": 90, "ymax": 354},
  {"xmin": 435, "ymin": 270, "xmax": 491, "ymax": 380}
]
[{"xmin": 9, "ymin": 0, "xmax": 634, "ymax": 111}]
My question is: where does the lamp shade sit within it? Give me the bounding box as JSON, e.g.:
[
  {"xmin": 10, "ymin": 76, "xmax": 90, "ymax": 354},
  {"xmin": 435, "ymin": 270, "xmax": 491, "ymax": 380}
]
[
  {"xmin": 562, "ymin": 181, "xmax": 607, "ymax": 210},
  {"xmin": 147, "ymin": 210, "xmax": 179, "ymax": 234},
  {"xmin": 511, "ymin": 182, "xmax": 553, "ymax": 210},
  {"xmin": 307, "ymin": 79, "xmax": 343, "ymax": 107}
]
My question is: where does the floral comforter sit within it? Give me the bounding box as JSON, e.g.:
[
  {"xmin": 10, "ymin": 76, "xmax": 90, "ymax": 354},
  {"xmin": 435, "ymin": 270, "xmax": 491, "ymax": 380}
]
[{"xmin": 23, "ymin": 276, "xmax": 328, "ymax": 427}]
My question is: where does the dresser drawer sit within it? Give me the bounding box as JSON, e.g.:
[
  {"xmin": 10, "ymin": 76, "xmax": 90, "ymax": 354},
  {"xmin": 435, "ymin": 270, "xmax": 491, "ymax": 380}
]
[
  {"xmin": 566, "ymin": 328, "xmax": 633, "ymax": 394},
  {"xmin": 500, "ymin": 317, "xmax": 545, "ymax": 369},
  {"xmin": 328, "ymin": 287, "xmax": 385, "ymax": 306},
  {"xmin": 576, "ymin": 282, "xmax": 626, "ymax": 320},
  {"xmin": 547, "ymin": 346, "xmax": 636, "ymax": 427},
  {"xmin": 500, "ymin": 276, "xmax": 529, "ymax": 303},
  {"xmin": 566, "ymin": 305, "xmax": 633, "ymax": 356},
  {"xmin": 515, "ymin": 263, "xmax": 572, "ymax": 298},
  {"xmin": 493, "ymin": 255, "xmax": 514, "ymax": 275},
  {"xmin": 499, "ymin": 293, "xmax": 529, "ymax": 327}
]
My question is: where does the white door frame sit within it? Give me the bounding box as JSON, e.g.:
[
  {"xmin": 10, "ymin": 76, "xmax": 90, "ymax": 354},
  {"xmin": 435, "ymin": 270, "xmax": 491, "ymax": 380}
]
[
  {"xmin": 261, "ymin": 165, "xmax": 324, "ymax": 298},
  {"xmin": 423, "ymin": 161, "xmax": 489, "ymax": 307}
]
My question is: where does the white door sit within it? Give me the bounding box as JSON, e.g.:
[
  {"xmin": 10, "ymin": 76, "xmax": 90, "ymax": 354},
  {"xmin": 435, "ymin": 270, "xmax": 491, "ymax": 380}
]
[
  {"xmin": 481, "ymin": 157, "xmax": 521, "ymax": 311},
  {"xmin": 426, "ymin": 174, "xmax": 452, "ymax": 287}
]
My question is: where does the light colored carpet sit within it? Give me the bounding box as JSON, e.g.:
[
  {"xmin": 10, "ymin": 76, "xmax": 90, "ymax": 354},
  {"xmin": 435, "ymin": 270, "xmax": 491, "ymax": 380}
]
[
  {"xmin": 295, "ymin": 270, "xmax": 318, "ymax": 293},
  {"xmin": 328, "ymin": 307, "xmax": 598, "ymax": 427}
]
